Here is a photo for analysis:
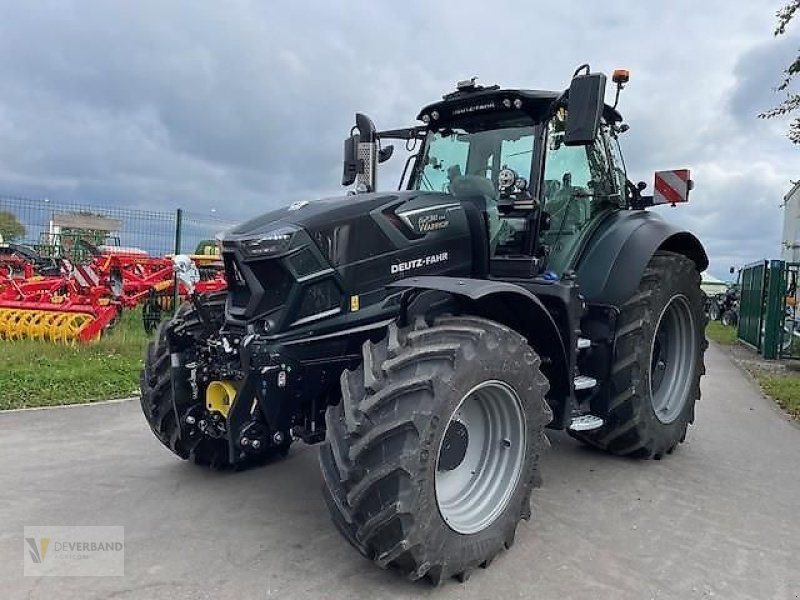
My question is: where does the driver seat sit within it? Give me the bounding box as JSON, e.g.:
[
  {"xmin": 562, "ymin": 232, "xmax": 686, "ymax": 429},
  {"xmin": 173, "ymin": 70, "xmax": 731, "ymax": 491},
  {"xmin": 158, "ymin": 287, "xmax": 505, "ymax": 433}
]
[{"xmin": 448, "ymin": 173, "xmax": 505, "ymax": 252}]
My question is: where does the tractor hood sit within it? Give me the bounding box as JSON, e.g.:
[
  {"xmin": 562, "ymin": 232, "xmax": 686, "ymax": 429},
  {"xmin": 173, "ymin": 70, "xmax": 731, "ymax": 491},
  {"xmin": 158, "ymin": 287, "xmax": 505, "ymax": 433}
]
[
  {"xmin": 223, "ymin": 192, "xmax": 423, "ymax": 241},
  {"xmin": 220, "ymin": 189, "xmax": 476, "ymax": 274},
  {"xmin": 218, "ymin": 190, "xmax": 477, "ymax": 327}
]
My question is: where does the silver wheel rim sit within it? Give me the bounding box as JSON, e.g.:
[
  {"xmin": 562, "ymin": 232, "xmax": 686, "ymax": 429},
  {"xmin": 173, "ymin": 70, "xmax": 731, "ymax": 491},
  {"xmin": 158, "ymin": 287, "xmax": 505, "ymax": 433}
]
[
  {"xmin": 434, "ymin": 380, "xmax": 526, "ymax": 535},
  {"xmin": 649, "ymin": 295, "xmax": 697, "ymax": 424}
]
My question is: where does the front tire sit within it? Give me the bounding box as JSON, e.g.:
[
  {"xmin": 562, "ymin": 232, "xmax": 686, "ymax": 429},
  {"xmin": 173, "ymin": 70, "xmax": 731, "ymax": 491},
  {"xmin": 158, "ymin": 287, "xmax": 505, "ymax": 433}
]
[
  {"xmin": 320, "ymin": 316, "xmax": 551, "ymax": 584},
  {"xmin": 569, "ymin": 251, "xmax": 706, "ymax": 459},
  {"xmin": 139, "ymin": 292, "xmax": 290, "ymax": 468}
]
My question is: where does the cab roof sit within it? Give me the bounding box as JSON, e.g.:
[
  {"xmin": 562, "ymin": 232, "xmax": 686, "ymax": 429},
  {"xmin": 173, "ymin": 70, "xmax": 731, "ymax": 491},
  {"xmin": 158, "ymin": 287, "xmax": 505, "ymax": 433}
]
[{"xmin": 417, "ymin": 84, "xmax": 622, "ymax": 128}]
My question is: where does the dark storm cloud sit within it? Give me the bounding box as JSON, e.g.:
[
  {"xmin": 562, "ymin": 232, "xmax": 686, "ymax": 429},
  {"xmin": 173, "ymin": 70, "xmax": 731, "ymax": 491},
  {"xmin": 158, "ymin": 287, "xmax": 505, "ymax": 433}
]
[
  {"xmin": 0, "ymin": 0, "xmax": 795, "ymax": 277},
  {"xmin": 730, "ymin": 34, "xmax": 798, "ymax": 123},
  {"xmin": 0, "ymin": 2, "xmax": 370, "ymax": 210}
]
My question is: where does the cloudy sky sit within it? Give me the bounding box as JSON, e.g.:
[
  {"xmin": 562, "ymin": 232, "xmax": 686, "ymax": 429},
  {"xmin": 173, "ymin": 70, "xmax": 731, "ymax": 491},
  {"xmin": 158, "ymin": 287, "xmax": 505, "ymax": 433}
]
[{"xmin": 0, "ymin": 0, "xmax": 797, "ymax": 278}]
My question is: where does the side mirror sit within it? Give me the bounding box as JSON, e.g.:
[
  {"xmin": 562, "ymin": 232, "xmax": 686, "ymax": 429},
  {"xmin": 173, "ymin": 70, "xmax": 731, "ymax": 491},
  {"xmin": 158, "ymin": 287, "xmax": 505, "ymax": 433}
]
[
  {"xmin": 378, "ymin": 144, "xmax": 394, "ymax": 164},
  {"xmin": 729, "ymin": 266, "xmax": 735, "ymax": 275},
  {"xmin": 564, "ymin": 72, "xmax": 607, "ymax": 146},
  {"xmin": 342, "ymin": 133, "xmax": 359, "ymax": 186}
]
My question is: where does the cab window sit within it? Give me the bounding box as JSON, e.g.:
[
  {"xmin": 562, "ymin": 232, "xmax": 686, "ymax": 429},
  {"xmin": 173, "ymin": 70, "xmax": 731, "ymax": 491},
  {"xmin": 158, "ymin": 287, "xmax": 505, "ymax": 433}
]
[
  {"xmin": 541, "ymin": 114, "xmax": 616, "ymax": 273},
  {"xmin": 417, "ymin": 135, "xmax": 469, "ymax": 193},
  {"xmin": 606, "ymin": 129, "xmax": 628, "ymax": 200}
]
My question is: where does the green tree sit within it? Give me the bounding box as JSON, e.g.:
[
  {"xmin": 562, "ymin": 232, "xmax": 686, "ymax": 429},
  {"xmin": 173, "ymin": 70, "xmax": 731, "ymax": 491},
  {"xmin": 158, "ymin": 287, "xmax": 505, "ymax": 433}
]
[
  {"xmin": 760, "ymin": 0, "xmax": 800, "ymax": 143},
  {"xmin": 0, "ymin": 210, "xmax": 26, "ymax": 241}
]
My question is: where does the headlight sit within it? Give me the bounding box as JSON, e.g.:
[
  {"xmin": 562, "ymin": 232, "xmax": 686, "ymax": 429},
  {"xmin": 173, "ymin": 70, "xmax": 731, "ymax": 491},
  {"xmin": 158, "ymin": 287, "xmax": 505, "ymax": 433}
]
[{"xmin": 242, "ymin": 226, "xmax": 298, "ymax": 258}]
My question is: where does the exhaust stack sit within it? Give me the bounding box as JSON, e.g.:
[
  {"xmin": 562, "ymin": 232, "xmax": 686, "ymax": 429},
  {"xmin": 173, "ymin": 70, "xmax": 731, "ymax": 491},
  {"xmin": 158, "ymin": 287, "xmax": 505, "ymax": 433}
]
[
  {"xmin": 342, "ymin": 113, "xmax": 378, "ymax": 193},
  {"xmin": 355, "ymin": 113, "xmax": 377, "ymax": 193}
]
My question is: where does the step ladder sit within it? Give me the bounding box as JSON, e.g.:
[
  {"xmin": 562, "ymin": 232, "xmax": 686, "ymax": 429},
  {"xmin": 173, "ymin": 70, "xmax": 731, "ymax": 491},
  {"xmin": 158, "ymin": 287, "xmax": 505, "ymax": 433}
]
[
  {"xmin": 570, "ymin": 336, "xmax": 604, "ymax": 431},
  {"xmin": 569, "ymin": 414, "xmax": 604, "ymax": 431},
  {"xmin": 573, "ymin": 375, "xmax": 597, "ymax": 391}
]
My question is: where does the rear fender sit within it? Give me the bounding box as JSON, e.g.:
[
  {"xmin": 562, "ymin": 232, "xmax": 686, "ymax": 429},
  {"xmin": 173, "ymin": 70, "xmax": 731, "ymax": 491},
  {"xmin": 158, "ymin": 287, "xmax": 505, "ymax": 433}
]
[{"xmin": 576, "ymin": 211, "xmax": 707, "ymax": 306}]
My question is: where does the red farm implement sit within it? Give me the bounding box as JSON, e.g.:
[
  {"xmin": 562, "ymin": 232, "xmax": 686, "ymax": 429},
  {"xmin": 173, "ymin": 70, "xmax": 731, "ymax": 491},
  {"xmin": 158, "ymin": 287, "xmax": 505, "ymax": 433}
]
[
  {"xmin": 0, "ymin": 248, "xmax": 225, "ymax": 343},
  {"xmin": 0, "ymin": 273, "xmax": 120, "ymax": 343}
]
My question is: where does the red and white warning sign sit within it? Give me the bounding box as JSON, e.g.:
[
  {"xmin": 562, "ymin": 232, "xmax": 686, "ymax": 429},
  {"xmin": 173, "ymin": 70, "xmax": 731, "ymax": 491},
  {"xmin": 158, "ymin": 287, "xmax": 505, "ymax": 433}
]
[
  {"xmin": 71, "ymin": 264, "xmax": 101, "ymax": 288},
  {"xmin": 653, "ymin": 169, "xmax": 691, "ymax": 205}
]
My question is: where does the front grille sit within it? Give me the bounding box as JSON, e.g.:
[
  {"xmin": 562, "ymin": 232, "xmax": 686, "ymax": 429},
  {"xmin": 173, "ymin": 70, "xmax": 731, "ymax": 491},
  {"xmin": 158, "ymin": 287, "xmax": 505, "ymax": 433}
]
[
  {"xmin": 287, "ymin": 247, "xmax": 325, "ymax": 278},
  {"xmin": 295, "ymin": 278, "xmax": 342, "ymax": 321},
  {"xmin": 250, "ymin": 260, "xmax": 293, "ymax": 314},
  {"xmin": 223, "ymin": 254, "xmax": 249, "ymax": 309},
  {"xmin": 311, "ymin": 216, "xmax": 391, "ymax": 267},
  {"xmin": 223, "ymin": 252, "xmax": 293, "ymax": 318}
]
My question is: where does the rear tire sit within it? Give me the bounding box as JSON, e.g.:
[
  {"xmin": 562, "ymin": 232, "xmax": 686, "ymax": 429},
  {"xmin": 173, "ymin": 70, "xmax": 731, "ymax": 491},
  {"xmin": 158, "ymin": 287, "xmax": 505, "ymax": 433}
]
[
  {"xmin": 320, "ymin": 315, "xmax": 551, "ymax": 584},
  {"xmin": 569, "ymin": 252, "xmax": 706, "ymax": 459}
]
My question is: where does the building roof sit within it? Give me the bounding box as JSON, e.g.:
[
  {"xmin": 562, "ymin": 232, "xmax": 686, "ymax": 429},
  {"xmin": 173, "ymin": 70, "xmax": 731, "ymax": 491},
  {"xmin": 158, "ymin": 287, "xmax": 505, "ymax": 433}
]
[
  {"xmin": 700, "ymin": 271, "xmax": 729, "ymax": 295},
  {"xmin": 784, "ymin": 180, "xmax": 800, "ymax": 203},
  {"xmin": 701, "ymin": 272, "xmax": 726, "ymax": 285}
]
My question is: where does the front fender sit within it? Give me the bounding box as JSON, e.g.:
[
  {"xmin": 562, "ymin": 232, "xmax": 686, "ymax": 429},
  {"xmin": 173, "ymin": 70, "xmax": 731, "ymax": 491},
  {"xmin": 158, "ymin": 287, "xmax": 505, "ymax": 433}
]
[{"xmin": 388, "ymin": 276, "xmax": 571, "ymax": 426}]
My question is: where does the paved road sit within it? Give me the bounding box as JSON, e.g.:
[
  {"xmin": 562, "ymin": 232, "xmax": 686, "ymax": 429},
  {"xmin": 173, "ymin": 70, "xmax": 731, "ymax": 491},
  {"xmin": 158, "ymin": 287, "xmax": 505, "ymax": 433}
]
[{"xmin": 1, "ymin": 343, "xmax": 798, "ymax": 599}]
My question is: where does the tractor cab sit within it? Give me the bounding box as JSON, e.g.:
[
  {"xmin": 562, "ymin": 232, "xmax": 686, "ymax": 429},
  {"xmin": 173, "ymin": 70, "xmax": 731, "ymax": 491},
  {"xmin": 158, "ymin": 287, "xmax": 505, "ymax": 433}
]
[
  {"xmin": 409, "ymin": 75, "xmax": 624, "ymax": 279},
  {"xmin": 343, "ymin": 68, "xmax": 689, "ymax": 280}
]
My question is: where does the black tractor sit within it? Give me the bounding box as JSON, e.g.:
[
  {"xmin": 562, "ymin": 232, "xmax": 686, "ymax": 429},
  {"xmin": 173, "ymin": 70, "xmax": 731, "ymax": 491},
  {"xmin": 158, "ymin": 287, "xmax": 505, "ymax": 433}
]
[
  {"xmin": 140, "ymin": 66, "xmax": 707, "ymax": 584},
  {"xmin": 708, "ymin": 281, "xmax": 739, "ymax": 326}
]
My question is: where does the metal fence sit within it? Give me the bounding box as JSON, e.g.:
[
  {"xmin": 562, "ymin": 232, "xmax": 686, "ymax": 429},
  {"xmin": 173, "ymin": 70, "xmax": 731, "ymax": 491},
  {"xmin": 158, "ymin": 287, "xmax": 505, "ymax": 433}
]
[
  {"xmin": 737, "ymin": 259, "xmax": 800, "ymax": 360},
  {"xmin": 737, "ymin": 260, "xmax": 767, "ymax": 351},
  {"xmin": 0, "ymin": 194, "xmax": 234, "ymax": 261}
]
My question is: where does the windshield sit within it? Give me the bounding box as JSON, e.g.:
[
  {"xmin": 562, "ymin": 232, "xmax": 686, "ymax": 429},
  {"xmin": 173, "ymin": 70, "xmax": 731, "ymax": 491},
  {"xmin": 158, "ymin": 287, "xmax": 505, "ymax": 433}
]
[
  {"xmin": 410, "ymin": 121, "xmax": 537, "ymax": 255},
  {"xmin": 412, "ymin": 124, "xmax": 536, "ymax": 195}
]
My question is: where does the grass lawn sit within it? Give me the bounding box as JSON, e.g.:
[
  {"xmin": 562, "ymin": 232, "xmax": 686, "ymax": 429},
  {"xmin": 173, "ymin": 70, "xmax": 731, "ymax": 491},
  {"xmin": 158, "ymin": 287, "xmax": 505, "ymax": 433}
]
[
  {"xmin": 0, "ymin": 309, "xmax": 151, "ymax": 410},
  {"xmin": 705, "ymin": 321, "xmax": 737, "ymax": 345},
  {"xmin": 751, "ymin": 371, "xmax": 800, "ymax": 419}
]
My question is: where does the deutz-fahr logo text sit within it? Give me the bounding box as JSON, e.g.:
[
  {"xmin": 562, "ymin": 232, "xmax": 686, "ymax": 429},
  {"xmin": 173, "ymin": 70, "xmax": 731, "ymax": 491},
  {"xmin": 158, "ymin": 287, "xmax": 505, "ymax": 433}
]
[
  {"xmin": 452, "ymin": 102, "xmax": 495, "ymax": 116},
  {"xmin": 391, "ymin": 251, "xmax": 449, "ymax": 275}
]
